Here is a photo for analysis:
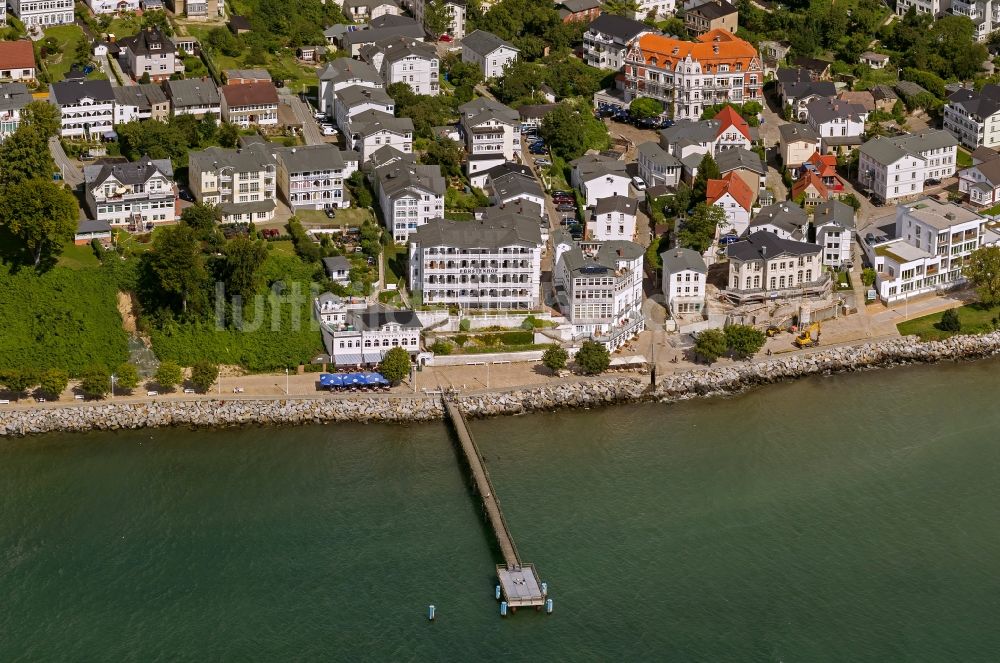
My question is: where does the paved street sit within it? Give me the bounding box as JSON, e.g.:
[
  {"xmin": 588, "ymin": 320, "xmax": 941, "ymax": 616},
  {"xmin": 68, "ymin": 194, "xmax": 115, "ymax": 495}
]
[
  {"xmin": 49, "ymin": 137, "xmax": 83, "ymax": 189},
  {"xmin": 282, "ymin": 93, "xmax": 324, "ymax": 146}
]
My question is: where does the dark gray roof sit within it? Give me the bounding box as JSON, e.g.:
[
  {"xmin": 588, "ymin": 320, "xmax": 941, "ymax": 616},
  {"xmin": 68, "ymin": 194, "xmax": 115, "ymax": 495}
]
[
  {"xmin": 894, "ymin": 80, "xmax": 930, "ymax": 99},
  {"xmin": 480, "ymin": 162, "xmax": 532, "ymax": 182},
  {"xmin": 165, "ymin": 78, "xmax": 220, "ymax": 107},
  {"xmin": 870, "ymin": 85, "xmax": 898, "ymax": 102},
  {"xmin": 594, "ymin": 195, "xmax": 637, "ymax": 215},
  {"xmin": 113, "ymin": 83, "xmax": 168, "ymax": 109},
  {"xmin": 812, "ymin": 199, "xmax": 856, "ymax": 230},
  {"xmin": 559, "ymin": 0, "xmax": 600, "ymax": 12},
  {"xmin": 559, "ymin": 240, "xmax": 644, "ymax": 276},
  {"xmin": 462, "ymin": 29, "xmax": 517, "ymax": 57},
  {"xmin": 750, "ymin": 201, "xmax": 808, "ymax": 238},
  {"xmin": 318, "ymin": 57, "xmax": 383, "ymax": 84},
  {"xmin": 351, "ymin": 306, "xmax": 422, "ymax": 330},
  {"xmin": 688, "ymin": 0, "xmax": 737, "ymax": 19},
  {"xmin": 188, "ymin": 144, "xmax": 276, "ymax": 173},
  {"xmin": 360, "ymin": 35, "xmax": 436, "ymax": 66},
  {"xmin": 778, "ymin": 123, "xmax": 820, "ymax": 144},
  {"xmin": 489, "ymin": 171, "xmax": 542, "ymax": 200},
  {"xmin": 727, "ymin": 231, "xmax": 820, "ymax": 261},
  {"xmin": 775, "ymin": 67, "xmax": 813, "ymax": 85},
  {"xmin": 367, "ymin": 144, "xmax": 414, "ymax": 171},
  {"xmin": 660, "ymin": 247, "xmax": 706, "ymax": 274},
  {"xmin": 459, "ymin": 97, "xmax": 518, "ymax": 126},
  {"xmin": 806, "ymin": 97, "xmax": 868, "ymax": 125},
  {"xmin": 965, "ymin": 155, "xmax": 1000, "ymax": 186},
  {"xmin": 782, "ymin": 80, "xmax": 837, "ymax": 102},
  {"xmin": 410, "ymin": 216, "xmax": 542, "ymax": 248},
  {"xmin": 860, "ymin": 130, "xmax": 958, "ymax": 165},
  {"xmin": 660, "ymin": 119, "xmax": 719, "ymax": 148},
  {"xmin": 715, "ymin": 148, "xmax": 765, "ymax": 176},
  {"xmin": 274, "ymin": 144, "xmax": 358, "ymax": 173},
  {"xmin": 349, "ymin": 109, "xmax": 413, "ymax": 136},
  {"xmin": 587, "ymin": 13, "xmax": 654, "ymax": 40},
  {"xmin": 343, "ymin": 17, "xmax": 424, "ymax": 45},
  {"xmin": 0, "ymin": 82, "xmax": 31, "ymax": 113},
  {"xmin": 118, "ymin": 26, "xmax": 175, "ymax": 57},
  {"xmin": 377, "ymin": 163, "xmax": 445, "ymax": 198},
  {"xmin": 219, "ymin": 199, "xmax": 276, "ymax": 215},
  {"xmin": 791, "ymin": 56, "xmax": 831, "ymax": 75},
  {"xmin": 571, "ymin": 154, "xmax": 627, "ymax": 180},
  {"xmin": 77, "ymin": 219, "xmax": 111, "ymax": 234},
  {"xmin": 85, "ymin": 155, "xmax": 172, "ymax": 188},
  {"xmin": 323, "ymin": 255, "xmax": 352, "ymax": 273},
  {"xmin": 518, "ymin": 103, "xmax": 558, "ymax": 119},
  {"xmin": 335, "ymin": 84, "xmax": 393, "ymax": 109},
  {"xmin": 51, "ymin": 79, "xmax": 115, "ymax": 105},
  {"xmin": 947, "ymin": 84, "xmax": 1000, "ymax": 121},
  {"xmin": 638, "ymin": 141, "xmax": 682, "ymax": 167}
]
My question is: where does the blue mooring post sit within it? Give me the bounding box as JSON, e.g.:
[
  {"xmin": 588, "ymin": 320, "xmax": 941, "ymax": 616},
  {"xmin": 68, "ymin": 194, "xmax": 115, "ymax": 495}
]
[
  {"xmin": 495, "ymin": 585, "xmax": 501, "ymax": 600},
  {"xmin": 500, "ymin": 601, "xmax": 508, "ymax": 617},
  {"xmin": 428, "ymin": 605, "xmax": 435, "ymax": 621},
  {"xmin": 546, "ymin": 598, "xmax": 553, "ymax": 614}
]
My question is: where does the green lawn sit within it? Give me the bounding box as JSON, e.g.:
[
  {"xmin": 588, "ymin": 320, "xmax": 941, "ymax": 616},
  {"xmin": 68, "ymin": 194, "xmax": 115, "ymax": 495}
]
[
  {"xmin": 897, "ymin": 304, "xmax": 1000, "ymax": 340},
  {"xmin": 957, "ymin": 147, "xmax": 973, "ymax": 169},
  {"xmin": 296, "ymin": 207, "xmax": 373, "ymax": 228},
  {"xmin": 384, "ymin": 243, "xmax": 406, "ymax": 285},
  {"xmin": 43, "ymin": 24, "xmax": 88, "ymax": 82},
  {"xmin": 187, "ymin": 26, "xmax": 320, "ymax": 92},
  {"xmin": 982, "ymin": 203, "xmax": 1000, "ymax": 217},
  {"xmin": 57, "ymin": 241, "xmax": 101, "ymax": 270},
  {"xmin": 267, "ymin": 240, "xmax": 297, "ymax": 256}
]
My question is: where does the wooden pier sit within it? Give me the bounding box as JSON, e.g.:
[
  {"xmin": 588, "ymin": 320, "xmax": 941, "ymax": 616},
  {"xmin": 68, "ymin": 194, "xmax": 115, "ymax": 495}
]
[{"xmin": 443, "ymin": 399, "xmax": 547, "ymax": 610}]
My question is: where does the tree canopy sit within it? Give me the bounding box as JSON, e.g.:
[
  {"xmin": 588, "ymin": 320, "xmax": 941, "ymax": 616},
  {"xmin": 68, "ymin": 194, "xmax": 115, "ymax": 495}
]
[
  {"xmin": 694, "ymin": 329, "xmax": 728, "ymax": 364},
  {"xmin": 0, "ymin": 178, "xmax": 78, "ymax": 267},
  {"xmin": 143, "ymin": 224, "xmax": 209, "ymax": 315},
  {"xmin": 540, "ymin": 101, "xmax": 610, "ymax": 160},
  {"xmin": 0, "ymin": 126, "xmax": 55, "ymax": 187},
  {"xmin": 379, "ymin": 346, "xmax": 411, "ymax": 384},
  {"xmin": 629, "ymin": 97, "xmax": 664, "ymax": 120},
  {"xmin": 575, "ymin": 340, "xmax": 610, "ymax": 375},
  {"xmin": 678, "ymin": 203, "xmax": 725, "ymax": 253},
  {"xmin": 964, "ymin": 245, "xmax": 1000, "ymax": 306}
]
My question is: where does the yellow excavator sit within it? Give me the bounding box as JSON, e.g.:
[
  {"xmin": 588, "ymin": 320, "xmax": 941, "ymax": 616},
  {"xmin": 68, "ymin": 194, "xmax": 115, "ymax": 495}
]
[{"xmin": 794, "ymin": 322, "xmax": 821, "ymax": 348}]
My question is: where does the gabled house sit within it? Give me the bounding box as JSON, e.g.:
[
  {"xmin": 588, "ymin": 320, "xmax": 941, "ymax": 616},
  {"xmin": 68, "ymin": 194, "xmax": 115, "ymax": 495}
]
[
  {"xmin": 943, "ymin": 84, "xmax": 1000, "ymax": 149},
  {"xmin": 113, "ymin": 83, "xmax": 170, "ymax": 123},
  {"xmin": 858, "ymin": 130, "xmax": 958, "ymax": 204},
  {"xmin": 684, "ymin": 0, "xmax": 738, "ymax": 37},
  {"xmin": 791, "ymin": 170, "xmax": 829, "ymax": 208},
  {"xmin": 556, "ymin": 0, "xmax": 601, "ymax": 23},
  {"xmin": 661, "ymin": 247, "xmax": 707, "ymax": 317},
  {"xmin": 321, "ymin": 305, "xmax": 423, "ymax": 367},
  {"xmin": 799, "ymin": 150, "xmax": 844, "ymax": 196},
  {"xmin": 117, "ymin": 27, "xmax": 183, "ymax": 83},
  {"xmin": 486, "ymin": 169, "xmax": 544, "ymax": 213},
  {"xmin": 334, "ymin": 84, "xmax": 395, "ymax": 134},
  {"xmin": 776, "ymin": 67, "xmax": 837, "ymax": 121},
  {"xmin": 346, "ymin": 110, "xmax": 414, "ymax": 163},
  {"xmin": 707, "ymin": 172, "xmax": 754, "ymax": 236},
  {"xmin": 812, "ymin": 198, "xmax": 855, "ymax": 268},
  {"xmin": 0, "ymin": 41, "xmax": 36, "ymax": 82},
  {"xmin": 859, "ymin": 51, "xmax": 889, "ymax": 70},
  {"xmin": 958, "ymin": 149, "xmax": 1000, "ymax": 206},
  {"xmin": 50, "ymin": 79, "xmax": 115, "ymax": 139},
  {"xmin": 317, "ymin": 58, "xmax": 383, "ymax": 119},
  {"xmin": 188, "ymin": 144, "xmax": 278, "ymax": 223},
  {"xmin": 589, "ymin": 195, "xmax": 637, "ymax": 242},
  {"xmin": 715, "ymin": 147, "xmax": 765, "ymax": 196},
  {"xmin": 343, "ymin": 0, "xmax": 401, "ymax": 22},
  {"xmin": 461, "ymin": 30, "xmax": 519, "ymax": 80},
  {"xmin": 806, "ymin": 97, "xmax": 869, "ymax": 154},
  {"xmin": 374, "ymin": 162, "xmax": 445, "ymax": 243},
  {"xmin": 220, "ymin": 81, "xmax": 279, "ymax": 127},
  {"xmin": 725, "ymin": 231, "xmax": 828, "ymax": 304},
  {"xmin": 779, "ymin": 123, "xmax": 821, "ymax": 176},
  {"xmin": 458, "ymin": 97, "xmax": 521, "ymax": 175},
  {"xmin": 322, "ymin": 256, "xmax": 352, "ymax": 284},
  {"xmin": 747, "ymin": 201, "xmax": 809, "ymax": 241},
  {"xmin": 570, "ymin": 154, "xmax": 630, "ymax": 206},
  {"xmin": 360, "ymin": 36, "xmax": 439, "ymax": 96},
  {"xmin": 0, "ymin": 82, "xmax": 33, "ymax": 141},
  {"xmin": 84, "ymin": 156, "xmax": 176, "ymax": 230},
  {"xmin": 340, "ymin": 16, "xmax": 426, "ymax": 56},
  {"xmin": 582, "ymin": 14, "xmax": 655, "ymax": 71},
  {"xmin": 468, "ymin": 160, "xmax": 531, "ymax": 190},
  {"xmin": 222, "ymin": 69, "xmax": 270, "ymax": 85},
  {"xmin": 274, "ymin": 144, "xmax": 360, "ymax": 210},
  {"xmin": 164, "ymin": 77, "xmax": 221, "ymax": 118},
  {"xmin": 637, "ymin": 141, "xmax": 682, "ymax": 188}
]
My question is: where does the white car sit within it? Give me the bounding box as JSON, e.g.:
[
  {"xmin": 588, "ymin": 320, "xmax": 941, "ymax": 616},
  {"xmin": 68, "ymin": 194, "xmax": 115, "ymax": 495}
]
[
  {"xmin": 631, "ymin": 176, "xmax": 647, "ymax": 191},
  {"xmin": 322, "ymin": 126, "xmax": 337, "ymax": 136},
  {"xmin": 314, "ymin": 112, "xmax": 326, "ymax": 121}
]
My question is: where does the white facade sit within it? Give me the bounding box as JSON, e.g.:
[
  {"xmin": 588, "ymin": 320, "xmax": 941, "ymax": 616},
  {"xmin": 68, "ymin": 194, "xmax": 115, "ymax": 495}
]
[
  {"xmin": 711, "ymin": 191, "xmax": 751, "ymax": 235},
  {"xmin": 571, "ymin": 157, "xmax": 632, "ymax": 207},
  {"xmin": 348, "ymin": 111, "xmax": 414, "ymax": 163},
  {"xmin": 362, "ymin": 38, "xmax": 440, "ymax": 96},
  {"xmin": 408, "ymin": 216, "xmax": 544, "ymax": 310},
  {"xmin": 376, "ymin": 163, "xmax": 445, "ymax": 243},
  {"xmin": 943, "ymin": 85, "xmax": 1000, "ymax": 150},
  {"xmin": 188, "ymin": 145, "xmax": 278, "ymax": 223},
  {"xmin": 333, "ymin": 85, "xmax": 394, "ymax": 134},
  {"xmin": 553, "ymin": 238, "xmax": 645, "ymax": 352},
  {"xmin": 317, "ymin": 58, "xmax": 383, "ymax": 118},
  {"xmin": 11, "ymin": 0, "xmax": 73, "ymax": 26},
  {"xmin": 50, "ymin": 80, "xmax": 115, "ymax": 140},
  {"xmin": 959, "ymin": 161, "xmax": 1000, "ymax": 206},
  {"xmin": 84, "ymin": 157, "xmax": 177, "ymax": 230},
  {"xmin": 459, "ymin": 98, "xmax": 521, "ymax": 176},
  {"xmin": 275, "ymin": 145, "xmax": 359, "ymax": 211},
  {"xmin": 461, "ymin": 31, "xmax": 519, "ymax": 79},
  {"xmin": 412, "ymin": 0, "xmax": 465, "ymax": 39},
  {"xmin": 589, "ymin": 196, "xmax": 637, "ymax": 242},
  {"xmin": 859, "ymin": 131, "xmax": 958, "ymax": 204},
  {"xmin": 895, "ymin": 197, "xmax": 985, "ymax": 286},
  {"xmin": 636, "ymin": 142, "xmax": 682, "ymax": 187},
  {"xmin": 88, "ymin": 0, "xmax": 139, "ymax": 12},
  {"xmin": 725, "ymin": 232, "xmax": 828, "ymax": 304},
  {"xmin": 321, "ymin": 304, "xmax": 423, "ymax": 365},
  {"xmin": 661, "ymin": 248, "xmax": 707, "ymax": 317}
]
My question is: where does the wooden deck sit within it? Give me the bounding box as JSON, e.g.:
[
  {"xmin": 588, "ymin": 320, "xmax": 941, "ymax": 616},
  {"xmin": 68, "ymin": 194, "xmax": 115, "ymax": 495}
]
[{"xmin": 443, "ymin": 398, "xmax": 547, "ymax": 608}]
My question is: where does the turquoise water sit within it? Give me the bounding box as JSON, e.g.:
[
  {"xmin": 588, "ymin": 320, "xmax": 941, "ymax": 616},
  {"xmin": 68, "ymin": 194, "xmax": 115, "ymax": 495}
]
[{"xmin": 2, "ymin": 360, "xmax": 1000, "ymax": 660}]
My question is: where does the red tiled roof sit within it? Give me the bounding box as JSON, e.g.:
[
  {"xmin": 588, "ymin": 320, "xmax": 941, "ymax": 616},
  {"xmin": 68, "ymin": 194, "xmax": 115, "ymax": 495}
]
[
  {"xmin": 792, "ymin": 170, "xmax": 828, "ymax": 200},
  {"xmin": 635, "ymin": 29, "xmax": 760, "ymax": 73},
  {"xmin": 0, "ymin": 40, "xmax": 36, "ymax": 70},
  {"xmin": 707, "ymin": 172, "xmax": 754, "ymax": 211},
  {"xmin": 221, "ymin": 81, "xmax": 279, "ymax": 107},
  {"xmin": 806, "ymin": 150, "xmax": 837, "ymax": 177},
  {"xmin": 714, "ymin": 105, "xmax": 751, "ymax": 141}
]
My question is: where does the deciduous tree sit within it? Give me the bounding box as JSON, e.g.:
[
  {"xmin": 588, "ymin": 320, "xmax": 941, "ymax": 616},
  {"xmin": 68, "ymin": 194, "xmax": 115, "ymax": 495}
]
[
  {"xmin": 574, "ymin": 340, "xmax": 610, "ymax": 375},
  {"xmin": 678, "ymin": 203, "xmax": 725, "ymax": 253},
  {"xmin": 692, "ymin": 153, "xmax": 720, "ymax": 202},
  {"xmin": 20, "ymin": 100, "xmax": 62, "ymax": 138},
  {"xmin": 144, "ymin": 224, "xmax": 209, "ymax": 314},
  {"xmin": 0, "ymin": 369, "xmax": 35, "ymax": 397},
  {"xmin": 223, "ymin": 236, "xmax": 269, "ymax": 302},
  {"xmin": 155, "ymin": 361, "xmax": 183, "ymax": 391},
  {"xmin": 541, "ymin": 346, "xmax": 568, "ymax": 373},
  {"xmin": 0, "ymin": 126, "xmax": 55, "ymax": 187},
  {"xmin": 379, "ymin": 346, "xmax": 411, "ymax": 384},
  {"xmin": 629, "ymin": 97, "xmax": 664, "ymax": 120},
  {"xmin": 694, "ymin": 329, "xmax": 728, "ymax": 364},
  {"xmin": 190, "ymin": 361, "xmax": 218, "ymax": 393},
  {"xmin": 0, "ymin": 178, "xmax": 78, "ymax": 266},
  {"xmin": 37, "ymin": 368, "xmax": 69, "ymax": 400},
  {"xmin": 115, "ymin": 363, "xmax": 140, "ymax": 392},
  {"xmin": 724, "ymin": 325, "xmax": 766, "ymax": 359},
  {"xmin": 79, "ymin": 364, "xmax": 112, "ymax": 399},
  {"xmin": 964, "ymin": 245, "xmax": 1000, "ymax": 306}
]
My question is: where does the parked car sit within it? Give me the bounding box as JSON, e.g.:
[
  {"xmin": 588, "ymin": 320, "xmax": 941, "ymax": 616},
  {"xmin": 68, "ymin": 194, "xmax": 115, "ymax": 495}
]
[
  {"xmin": 322, "ymin": 126, "xmax": 337, "ymax": 136},
  {"xmin": 178, "ymin": 188, "xmax": 195, "ymax": 202},
  {"xmin": 314, "ymin": 112, "xmax": 325, "ymax": 120},
  {"xmin": 325, "ymin": 207, "xmax": 336, "ymax": 218},
  {"xmin": 556, "ymin": 203, "xmax": 576, "ymax": 212},
  {"xmin": 552, "ymin": 190, "xmax": 573, "ymax": 197},
  {"xmin": 631, "ymin": 176, "xmax": 647, "ymax": 191},
  {"xmin": 552, "ymin": 197, "xmax": 574, "ymax": 205},
  {"xmin": 529, "ymin": 146, "xmax": 547, "ymax": 155},
  {"xmin": 925, "ymin": 177, "xmax": 941, "ymax": 185},
  {"xmin": 439, "ymin": 33, "xmax": 453, "ymax": 42},
  {"xmin": 535, "ymin": 158, "xmax": 552, "ymax": 167}
]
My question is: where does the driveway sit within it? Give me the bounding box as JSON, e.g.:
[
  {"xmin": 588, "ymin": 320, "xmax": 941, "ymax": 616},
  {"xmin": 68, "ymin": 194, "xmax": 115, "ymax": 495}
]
[
  {"xmin": 282, "ymin": 93, "xmax": 324, "ymax": 146},
  {"xmin": 49, "ymin": 137, "xmax": 83, "ymax": 189}
]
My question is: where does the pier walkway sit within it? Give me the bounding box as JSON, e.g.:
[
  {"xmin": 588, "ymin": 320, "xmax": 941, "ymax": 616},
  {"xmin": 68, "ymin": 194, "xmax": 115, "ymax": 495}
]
[{"xmin": 443, "ymin": 398, "xmax": 546, "ymax": 609}]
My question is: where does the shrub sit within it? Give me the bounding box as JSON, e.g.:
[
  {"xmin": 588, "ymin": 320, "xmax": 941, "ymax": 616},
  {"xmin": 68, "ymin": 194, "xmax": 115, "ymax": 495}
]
[
  {"xmin": 430, "ymin": 340, "xmax": 452, "ymax": 355},
  {"xmin": 575, "ymin": 340, "xmax": 610, "ymax": 375},
  {"xmin": 190, "ymin": 361, "xmax": 218, "ymax": 393},
  {"xmin": 459, "ymin": 318, "xmax": 471, "ymax": 332},
  {"xmin": 542, "ymin": 346, "xmax": 568, "ymax": 373},
  {"xmin": 454, "ymin": 334, "xmax": 469, "ymax": 347},
  {"xmin": 694, "ymin": 329, "xmax": 728, "ymax": 364},
  {"xmin": 939, "ymin": 308, "xmax": 961, "ymax": 332}
]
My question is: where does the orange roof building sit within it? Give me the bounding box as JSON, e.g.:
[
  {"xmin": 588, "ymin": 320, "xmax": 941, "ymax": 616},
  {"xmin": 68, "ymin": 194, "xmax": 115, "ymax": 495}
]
[
  {"xmin": 707, "ymin": 172, "xmax": 754, "ymax": 234},
  {"xmin": 792, "ymin": 170, "xmax": 829, "ymax": 205},
  {"xmin": 624, "ymin": 29, "xmax": 762, "ymax": 121},
  {"xmin": 714, "ymin": 104, "xmax": 752, "ymax": 143}
]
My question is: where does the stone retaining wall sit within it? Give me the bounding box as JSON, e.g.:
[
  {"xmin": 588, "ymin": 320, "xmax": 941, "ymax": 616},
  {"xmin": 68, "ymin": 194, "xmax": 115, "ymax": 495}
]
[{"xmin": 3, "ymin": 332, "xmax": 1000, "ymax": 437}]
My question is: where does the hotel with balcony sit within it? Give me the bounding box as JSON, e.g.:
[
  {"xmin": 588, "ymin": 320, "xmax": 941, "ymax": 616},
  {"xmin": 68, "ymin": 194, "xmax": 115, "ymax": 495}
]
[
  {"xmin": 943, "ymin": 84, "xmax": 1000, "ymax": 150},
  {"xmin": 84, "ymin": 156, "xmax": 177, "ymax": 231},
  {"xmin": 188, "ymin": 144, "xmax": 277, "ymax": 223},
  {"xmin": 622, "ymin": 29, "xmax": 762, "ymax": 122},
  {"xmin": 408, "ymin": 214, "xmax": 543, "ymax": 311}
]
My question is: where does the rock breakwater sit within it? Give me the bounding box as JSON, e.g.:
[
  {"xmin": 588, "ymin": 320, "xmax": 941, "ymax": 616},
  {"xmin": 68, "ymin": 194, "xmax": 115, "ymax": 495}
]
[{"xmin": 3, "ymin": 332, "xmax": 1000, "ymax": 437}]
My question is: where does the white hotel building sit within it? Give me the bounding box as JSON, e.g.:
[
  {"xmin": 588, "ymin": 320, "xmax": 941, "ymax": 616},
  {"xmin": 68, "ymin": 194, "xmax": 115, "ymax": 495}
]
[
  {"xmin": 858, "ymin": 130, "xmax": 958, "ymax": 205},
  {"xmin": 11, "ymin": 0, "xmax": 73, "ymax": 26},
  {"xmin": 408, "ymin": 214, "xmax": 544, "ymax": 310}
]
